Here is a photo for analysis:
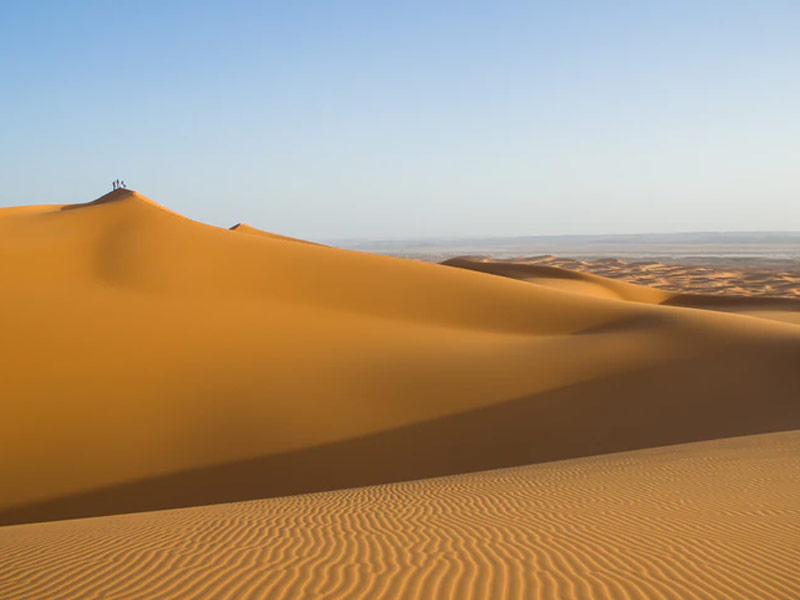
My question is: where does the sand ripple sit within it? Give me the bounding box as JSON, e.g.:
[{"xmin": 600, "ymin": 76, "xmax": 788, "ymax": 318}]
[{"xmin": 2, "ymin": 431, "xmax": 799, "ymax": 600}]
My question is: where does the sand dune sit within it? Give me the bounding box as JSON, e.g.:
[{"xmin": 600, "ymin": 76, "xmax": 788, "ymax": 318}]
[
  {"xmin": 2, "ymin": 430, "xmax": 798, "ymax": 600},
  {"xmin": 450, "ymin": 254, "xmax": 800, "ymax": 299},
  {"xmin": 442, "ymin": 257, "xmax": 671, "ymax": 303},
  {"xmin": 444, "ymin": 256, "xmax": 800, "ymax": 325},
  {"xmin": 3, "ymin": 190, "xmax": 800, "ymax": 526}
]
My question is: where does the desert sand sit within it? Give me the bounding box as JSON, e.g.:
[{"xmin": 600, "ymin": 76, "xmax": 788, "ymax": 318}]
[
  {"xmin": 2, "ymin": 189, "xmax": 800, "ymax": 598},
  {"xmin": 2, "ymin": 431, "xmax": 798, "ymax": 599},
  {"xmin": 445, "ymin": 254, "xmax": 800, "ymax": 298},
  {"xmin": 443, "ymin": 256, "xmax": 800, "ymax": 326}
]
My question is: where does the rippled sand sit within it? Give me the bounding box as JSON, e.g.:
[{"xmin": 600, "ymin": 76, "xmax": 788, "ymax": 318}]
[{"xmin": 2, "ymin": 431, "xmax": 798, "ymax": 600}]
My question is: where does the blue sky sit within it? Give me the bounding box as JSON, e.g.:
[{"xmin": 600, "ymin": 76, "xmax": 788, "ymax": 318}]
[{"xmin": 1, "ymin": 1, "xmax": 798, "ymax": 239}]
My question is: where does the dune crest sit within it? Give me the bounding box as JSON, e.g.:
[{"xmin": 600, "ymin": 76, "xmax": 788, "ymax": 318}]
[
  {"xmin": 61, "ymin": 188, "xmax": 153, "ymax": 209},
  {"xmin": 2, "ymin": 192, "xmax": 800, "ymax": 525}
]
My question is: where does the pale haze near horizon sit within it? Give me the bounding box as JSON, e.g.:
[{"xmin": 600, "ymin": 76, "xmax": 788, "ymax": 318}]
[{"xmin": 1, "ymin": 1, "xmax": 798, "ymax": 241}]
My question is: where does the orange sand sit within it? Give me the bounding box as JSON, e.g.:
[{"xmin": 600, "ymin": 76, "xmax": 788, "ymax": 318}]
[
  {"xmin": 2, "ymin": 190, "xmax": 800, "ymax": 527},
  {"xmin": 2, "ymin": 430, "xmax": 798, "ymax": 600},
  {"xmin": 443, "ymin": 256, "xmax": 800, "ymax": 325},
  {"xmin": 451, "ymin": 254, "xmax": 800, "ymax": 299},
  {"xmin": 3, "ymin": 189, "xmax": 800, "ymax": 599}
]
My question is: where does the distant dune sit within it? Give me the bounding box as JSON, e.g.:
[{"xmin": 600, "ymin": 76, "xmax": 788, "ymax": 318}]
[
  {"xmin": 445, "ymin": 254, "xmax": 800, "ymax": 298},
  {"xmin": 2, "ymin": 189, "xmax": 800, "ymax": 527},
  {"xmin": 443, "ymin": 256, "xmax": 800, "ymax": 325},
  {"xmin": 443, "ymin": 256, "xmax": 672, "ymax": 303},
  {"xmin": 2, "ymin": 431, "xmax": 798, "ymax": 599}
]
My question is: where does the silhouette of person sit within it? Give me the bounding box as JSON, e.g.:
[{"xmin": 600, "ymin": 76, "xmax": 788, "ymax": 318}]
[
  {"xmin": 112, "ymin": 180, "xmax": 116, "ymax": 190},
  {"xmin": 121, "ymin": 180, "xmax": 126, "ymax": 189}
]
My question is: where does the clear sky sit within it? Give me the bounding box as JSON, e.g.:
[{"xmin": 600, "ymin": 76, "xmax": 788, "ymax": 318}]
[{"xmin": 1, "ymin": 1, "xmax": 798, "ymax": 240}]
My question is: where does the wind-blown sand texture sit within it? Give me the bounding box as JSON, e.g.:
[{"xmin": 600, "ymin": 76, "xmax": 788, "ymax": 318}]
[
  {"xmin": 2, "ymin": 430, "xmax": 799, "ymax": 600},
  {"xmin": 2, "ymin": 190, "xmax": 800, "ymax": 527}
]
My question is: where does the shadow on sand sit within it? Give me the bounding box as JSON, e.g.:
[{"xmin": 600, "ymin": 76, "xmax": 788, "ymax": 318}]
[{"xmin": 3, "ymin": 345, "xmax": 800, "ymax": 526}]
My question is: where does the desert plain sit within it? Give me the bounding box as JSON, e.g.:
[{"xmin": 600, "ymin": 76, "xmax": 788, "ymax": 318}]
[{"xmin": 2, "ymin": 189, "xmax": 799, "ymax": 599}]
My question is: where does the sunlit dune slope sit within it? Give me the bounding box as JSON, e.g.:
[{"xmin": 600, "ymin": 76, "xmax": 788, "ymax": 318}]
[
  {"xmin": 2, "ymin": 190, "xmax": 800, "ymax": 525},
  {"xmin": 444, "ymin": 256, "xmax": 800, "ymax": 324},
  {"xmin": 2, "ymin": 430, "xmax": 798, "ymax": 600}
]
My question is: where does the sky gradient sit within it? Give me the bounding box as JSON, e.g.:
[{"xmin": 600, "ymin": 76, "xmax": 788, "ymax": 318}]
[{"xmin": 2, "ymin": 1, "xmax": 798, "ymax": 240}]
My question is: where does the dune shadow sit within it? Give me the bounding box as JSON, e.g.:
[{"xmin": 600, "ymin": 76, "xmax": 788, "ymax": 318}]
[{"xmin": 3, "ymin": 345, "xmax": 800, "ymax": 527}]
